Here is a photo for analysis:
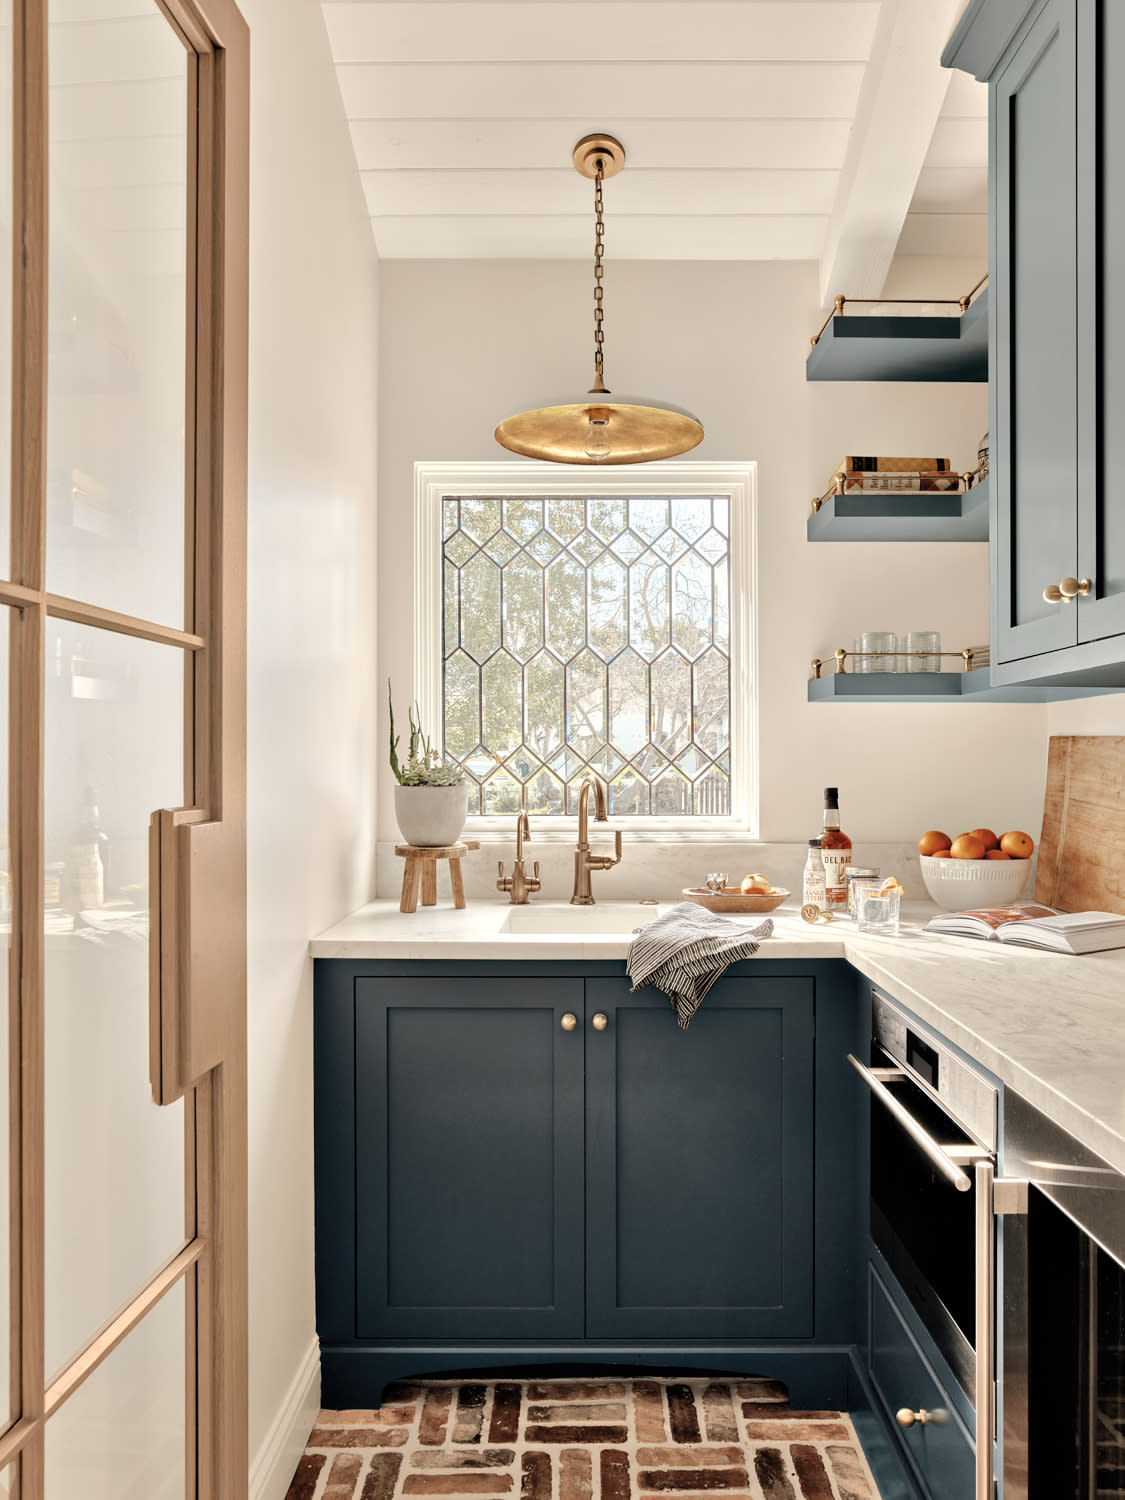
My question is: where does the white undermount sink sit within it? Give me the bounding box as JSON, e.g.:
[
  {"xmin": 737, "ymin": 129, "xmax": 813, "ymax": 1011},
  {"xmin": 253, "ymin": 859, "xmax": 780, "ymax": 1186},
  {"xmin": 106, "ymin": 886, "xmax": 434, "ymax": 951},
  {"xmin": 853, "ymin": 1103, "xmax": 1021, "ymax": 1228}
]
[{"xmin": 500, "ymin": 903, "xmax": 666, "ymax": 935}]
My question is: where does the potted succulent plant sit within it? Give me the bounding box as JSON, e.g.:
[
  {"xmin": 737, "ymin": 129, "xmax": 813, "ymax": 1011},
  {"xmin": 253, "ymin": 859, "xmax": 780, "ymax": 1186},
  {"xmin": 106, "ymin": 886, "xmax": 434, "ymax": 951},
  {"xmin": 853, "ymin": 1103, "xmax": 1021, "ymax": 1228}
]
[{"xmin": 389, "ymin": 683, "xmax": 468, "ymax": 847}]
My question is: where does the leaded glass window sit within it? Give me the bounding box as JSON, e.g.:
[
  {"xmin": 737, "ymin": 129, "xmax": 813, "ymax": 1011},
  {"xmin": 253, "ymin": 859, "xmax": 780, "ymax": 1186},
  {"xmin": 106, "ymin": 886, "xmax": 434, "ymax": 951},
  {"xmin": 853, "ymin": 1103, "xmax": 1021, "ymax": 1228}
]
[{"xmin": 441, "ymin": 495, "xmax": 731, "ymax": 816}]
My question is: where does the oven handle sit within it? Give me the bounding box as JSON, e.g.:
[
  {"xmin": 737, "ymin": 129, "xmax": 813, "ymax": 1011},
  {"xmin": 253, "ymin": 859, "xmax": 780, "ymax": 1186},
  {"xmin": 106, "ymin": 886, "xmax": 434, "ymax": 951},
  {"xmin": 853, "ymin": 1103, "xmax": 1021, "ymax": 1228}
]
[
  {"xmin": 846, "ymin": 1052, "xmax": 985, "ymax": 1191},
  {"xmin": 974, "ymin": 1158, "xmax": 995, "ymax": 1500}
]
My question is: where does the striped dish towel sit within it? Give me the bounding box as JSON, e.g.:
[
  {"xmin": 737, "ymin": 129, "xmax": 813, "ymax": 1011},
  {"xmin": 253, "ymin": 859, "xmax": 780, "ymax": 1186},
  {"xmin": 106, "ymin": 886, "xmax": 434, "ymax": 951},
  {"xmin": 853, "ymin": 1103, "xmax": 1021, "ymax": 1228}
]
[{"xmin": 627, "ymin": 901, "xmax": 774, "ymax": 1028}]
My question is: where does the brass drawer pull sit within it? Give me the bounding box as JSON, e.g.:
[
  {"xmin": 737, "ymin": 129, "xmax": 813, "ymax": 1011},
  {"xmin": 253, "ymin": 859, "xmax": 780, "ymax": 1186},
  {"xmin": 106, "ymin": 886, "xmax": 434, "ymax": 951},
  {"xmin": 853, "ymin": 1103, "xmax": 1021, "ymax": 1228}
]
[
  {"xmin": 896, "ymin": 1407, "xmax": 948, "ymax": 1428},
  {"xmin": 592, "ymin": 1013, "xmax": 608, "ymax": 1031},
  {"xmin": 561, "ymin": 1013, "xmax": 578, "ymax": 1031}
]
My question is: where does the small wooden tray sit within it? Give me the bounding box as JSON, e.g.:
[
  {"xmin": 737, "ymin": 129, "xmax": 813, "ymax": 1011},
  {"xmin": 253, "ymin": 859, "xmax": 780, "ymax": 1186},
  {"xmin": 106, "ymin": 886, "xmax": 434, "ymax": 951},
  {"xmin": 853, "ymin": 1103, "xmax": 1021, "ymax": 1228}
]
[{"xmin": 681, "ymin": 886, "xmax": 790, "ymax": 914}]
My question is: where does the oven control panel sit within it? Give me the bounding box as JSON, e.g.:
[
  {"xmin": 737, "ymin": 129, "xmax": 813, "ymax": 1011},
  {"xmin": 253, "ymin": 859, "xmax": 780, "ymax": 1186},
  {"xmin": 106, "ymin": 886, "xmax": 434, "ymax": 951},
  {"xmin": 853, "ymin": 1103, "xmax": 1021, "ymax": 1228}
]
[{"xmin": 872, "ymin": 990, "xmax": 997, "ymax": 1151}]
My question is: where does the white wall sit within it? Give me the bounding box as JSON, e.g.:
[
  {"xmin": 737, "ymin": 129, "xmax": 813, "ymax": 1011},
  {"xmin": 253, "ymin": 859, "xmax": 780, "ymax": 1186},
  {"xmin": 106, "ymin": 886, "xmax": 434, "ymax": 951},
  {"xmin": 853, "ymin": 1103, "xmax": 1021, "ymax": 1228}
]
[
  {"xmin": 377, "ymin": 257, "xmax": 1047, "ymax": 884},
  {"xmin": 241, "ymin": 0, "xmax": 378, "ymax": 1490},
  {"xmin": 1047, "ymin": 696, "xmax": 1125, "ymax": 736}
]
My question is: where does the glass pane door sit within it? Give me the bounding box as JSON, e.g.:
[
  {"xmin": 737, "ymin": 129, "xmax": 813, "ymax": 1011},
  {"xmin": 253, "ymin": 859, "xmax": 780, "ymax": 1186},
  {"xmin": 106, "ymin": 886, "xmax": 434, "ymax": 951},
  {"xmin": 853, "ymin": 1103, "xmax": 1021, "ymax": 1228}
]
[
  {"xmin": 45, "ymin": 1278, "xmax": 185, "ymax": 1500},
  {"xmin": 45, "ymin": 3, "xmax": 188, "ymax": 627},
  {"xmin": 43, "ymin": 621, "xmax": 186, "ymax": 1377},
  {"xmin": 40, "ymin": 2, "xmax": 194, "ymax": 1491}
]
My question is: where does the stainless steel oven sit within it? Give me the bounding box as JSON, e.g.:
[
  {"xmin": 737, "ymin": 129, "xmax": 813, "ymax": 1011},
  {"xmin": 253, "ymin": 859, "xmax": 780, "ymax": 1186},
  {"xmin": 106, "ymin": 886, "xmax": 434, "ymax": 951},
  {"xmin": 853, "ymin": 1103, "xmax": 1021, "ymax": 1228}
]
[{"xmin": 849, "ymin": 991, "xmax": 1004, "ymax": 1500}]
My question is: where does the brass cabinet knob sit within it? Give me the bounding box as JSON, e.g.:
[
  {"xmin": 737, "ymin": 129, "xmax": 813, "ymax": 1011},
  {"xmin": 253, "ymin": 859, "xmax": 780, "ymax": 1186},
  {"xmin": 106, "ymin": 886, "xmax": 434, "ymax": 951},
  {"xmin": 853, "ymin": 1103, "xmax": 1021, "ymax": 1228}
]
[
  {"xmin": 592, "ymin": 1013, "xmax": 608, "ymax": 1031},
  {"xmin": 1044, "ymin": 577, "xmax": 1092, "ymax": 603},
  {"xmin": 561, "ymin": 1013, "xmax": 578, "ymax": 1031},
  {"xmin": 896, "ymin": 1407, "xmax": 947, "ymax": 1428}
]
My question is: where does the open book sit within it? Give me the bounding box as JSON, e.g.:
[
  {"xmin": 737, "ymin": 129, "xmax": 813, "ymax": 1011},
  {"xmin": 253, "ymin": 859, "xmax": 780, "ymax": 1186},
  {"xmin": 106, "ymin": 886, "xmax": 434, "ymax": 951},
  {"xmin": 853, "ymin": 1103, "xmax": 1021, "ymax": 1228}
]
[{"xmin": 925, "ymin": 903, "xmax": 1125, "ymax": 953}]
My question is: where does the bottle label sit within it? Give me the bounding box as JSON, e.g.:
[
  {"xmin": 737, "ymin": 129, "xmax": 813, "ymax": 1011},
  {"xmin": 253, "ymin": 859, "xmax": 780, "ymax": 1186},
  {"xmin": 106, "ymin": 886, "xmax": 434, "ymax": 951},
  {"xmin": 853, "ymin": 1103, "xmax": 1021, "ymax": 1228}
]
[{"xmin": 822, "ymin": 849, "xmax": 851, "ymax": 903}]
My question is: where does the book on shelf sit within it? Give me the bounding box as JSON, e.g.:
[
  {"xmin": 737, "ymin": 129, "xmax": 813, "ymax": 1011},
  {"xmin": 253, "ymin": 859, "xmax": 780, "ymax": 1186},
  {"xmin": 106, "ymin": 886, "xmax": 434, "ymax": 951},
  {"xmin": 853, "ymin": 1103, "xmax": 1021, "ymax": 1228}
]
[
  {"xmin": 838, "ymin": 470, "xmax": 962, "ymax": 493},
  {"xmin": 924, "ymin": 903, "xmax": 1125, "ymax": 953},
  {"xmin": 834, "ymin": 455, "xmax": 951, "ymax": 474}
]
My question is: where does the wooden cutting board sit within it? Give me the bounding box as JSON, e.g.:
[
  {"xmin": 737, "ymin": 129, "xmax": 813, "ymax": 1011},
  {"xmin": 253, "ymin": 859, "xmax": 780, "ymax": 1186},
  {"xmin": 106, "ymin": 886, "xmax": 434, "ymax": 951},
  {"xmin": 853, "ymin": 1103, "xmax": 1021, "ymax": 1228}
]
[{"xmin": 1035, "ymin": 735, "xmax": 1125, "ymax": 914}]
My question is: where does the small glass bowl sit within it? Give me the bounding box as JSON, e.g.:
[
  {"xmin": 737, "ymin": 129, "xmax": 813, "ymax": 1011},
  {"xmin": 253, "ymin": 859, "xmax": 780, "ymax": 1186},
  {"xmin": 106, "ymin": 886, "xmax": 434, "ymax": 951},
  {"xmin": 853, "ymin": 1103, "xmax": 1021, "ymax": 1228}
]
[{"xmin": 705, "ymin": 872, "xmax": 729, "ymax": 892}]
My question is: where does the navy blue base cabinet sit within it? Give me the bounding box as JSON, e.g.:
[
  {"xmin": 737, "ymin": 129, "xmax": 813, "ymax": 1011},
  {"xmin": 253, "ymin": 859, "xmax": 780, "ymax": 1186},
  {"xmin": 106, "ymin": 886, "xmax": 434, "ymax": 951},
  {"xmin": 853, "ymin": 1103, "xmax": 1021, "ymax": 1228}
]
[{"xmin": 314, "ymin": 959, "xmax": 864, "ymax": 1409}]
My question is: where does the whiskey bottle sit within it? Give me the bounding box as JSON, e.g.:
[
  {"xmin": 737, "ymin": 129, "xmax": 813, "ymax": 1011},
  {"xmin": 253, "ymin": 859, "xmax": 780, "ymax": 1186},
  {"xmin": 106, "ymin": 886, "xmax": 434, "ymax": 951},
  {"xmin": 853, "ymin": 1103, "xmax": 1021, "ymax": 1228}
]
[{"xmin": 820, "ymin": 787, "xmax": 853, "ymax": 907}]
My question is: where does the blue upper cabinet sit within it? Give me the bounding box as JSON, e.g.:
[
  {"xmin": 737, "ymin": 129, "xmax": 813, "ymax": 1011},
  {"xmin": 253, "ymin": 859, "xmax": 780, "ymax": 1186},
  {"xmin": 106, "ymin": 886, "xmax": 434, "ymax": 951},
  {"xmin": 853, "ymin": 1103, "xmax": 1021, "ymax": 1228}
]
[
  {"xmin": 992, "ymin": 0, "xmax": 1078, "ymax": 666},
  {"xmin": 948, "ymin": 0, "xmax": 1125, "ymax": 687}
]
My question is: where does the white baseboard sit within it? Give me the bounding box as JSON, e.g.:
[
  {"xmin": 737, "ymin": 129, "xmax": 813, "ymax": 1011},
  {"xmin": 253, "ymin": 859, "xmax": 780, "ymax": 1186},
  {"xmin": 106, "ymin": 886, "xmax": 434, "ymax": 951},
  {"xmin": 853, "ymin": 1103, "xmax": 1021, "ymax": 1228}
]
[{"xmin": 250, "ymin": 1336, "xmax": 321, "ymax": 1500}]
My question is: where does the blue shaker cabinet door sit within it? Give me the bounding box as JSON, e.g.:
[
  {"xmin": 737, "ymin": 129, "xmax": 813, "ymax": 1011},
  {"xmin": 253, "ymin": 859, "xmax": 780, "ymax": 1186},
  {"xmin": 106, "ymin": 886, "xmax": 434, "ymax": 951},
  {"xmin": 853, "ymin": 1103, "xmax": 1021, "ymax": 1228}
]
[
  {"xmin": 1077, "ymin": 0, "xmax": 1125, "ymax": 644},
  {"xmin": 354, "ymin": 978, "xmax": 586, "ymax": 1339},
  {"xmin": 992, "ymin": 0, "xmax": 1079, "ymax": 666},
  {"xmin": 584, "ymin": 976, "xmax": 815, "ymax": 1340}
]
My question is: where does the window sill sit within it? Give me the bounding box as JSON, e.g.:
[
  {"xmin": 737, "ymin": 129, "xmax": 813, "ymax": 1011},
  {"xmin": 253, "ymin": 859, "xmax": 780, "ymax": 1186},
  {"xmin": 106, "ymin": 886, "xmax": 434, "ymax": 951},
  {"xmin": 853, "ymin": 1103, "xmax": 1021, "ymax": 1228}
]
[{"xmin": 464, "ymin": 820, "xmax": 760, "ymax": 845}]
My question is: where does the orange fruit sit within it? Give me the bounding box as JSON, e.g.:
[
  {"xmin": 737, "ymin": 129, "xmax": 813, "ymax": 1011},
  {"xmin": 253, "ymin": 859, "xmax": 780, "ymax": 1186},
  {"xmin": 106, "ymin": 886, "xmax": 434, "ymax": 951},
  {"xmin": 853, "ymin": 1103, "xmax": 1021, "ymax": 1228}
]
[
  {"xmin": 918, "ymin": 829, "xmax": 953, "ymax": 856},
  {"xmin": 968, "ymin": 827, "xmax": 999, "ymax": 850},
  {"xmin": 985, "ymin": 849, "xmax": 1012, "ymax": 860},
  {"xmin": 930, "ymin": 849, "xmax": 952, "ymax": 859},
  {"xmin": 999, "ymin": 830, "xmax": 1034, "ymax": 859},
  {"xmin": 951, "ymin": 833, "xmax": 986, "ymax": 860}
]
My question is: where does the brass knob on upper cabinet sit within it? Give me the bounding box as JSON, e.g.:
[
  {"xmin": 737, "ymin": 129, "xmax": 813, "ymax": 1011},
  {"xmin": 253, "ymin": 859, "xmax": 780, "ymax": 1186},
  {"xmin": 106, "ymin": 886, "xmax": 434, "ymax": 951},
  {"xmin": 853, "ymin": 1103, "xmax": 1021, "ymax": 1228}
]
[
  {"xmin": 561, "ymin": 1013, "xmax": 578, "ymax": 1031},
  {"xmin": 1044, "ymin": 577, "xmax": 1092, "ymax": 603},
  {"xmin": 896, "ymin": 1407, "xmax": 947, "ymax": 1428},
  {"xmin": 1059, "ymin": 576, "xmax": 1091, "ymax": 599},
  {"xmin": 592, "ymin": 1013, "xmax": 608, "ymax": 1031}
]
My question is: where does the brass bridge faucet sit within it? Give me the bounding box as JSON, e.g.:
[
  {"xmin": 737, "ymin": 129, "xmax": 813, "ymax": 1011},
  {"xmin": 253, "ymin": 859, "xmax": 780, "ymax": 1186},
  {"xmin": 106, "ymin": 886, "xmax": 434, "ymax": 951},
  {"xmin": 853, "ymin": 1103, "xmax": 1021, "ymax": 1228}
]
[
  {"xmin": 570, "ymin": 775, "xmax": 622, "ymax": 905},
  {"xmin": 497, "ymin": 796, "xmax": 541, "ymax": 904}
]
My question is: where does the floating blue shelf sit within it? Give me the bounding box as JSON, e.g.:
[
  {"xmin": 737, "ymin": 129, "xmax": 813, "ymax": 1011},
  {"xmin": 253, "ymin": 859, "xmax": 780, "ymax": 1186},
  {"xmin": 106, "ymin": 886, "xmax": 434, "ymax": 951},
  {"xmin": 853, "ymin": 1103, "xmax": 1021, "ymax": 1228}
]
[
  {"xmin": 806, "ymin": 289, "xmax": 989, "ymax": 382},
  {"xmin": 807, "ymin": 480, "xmax": 989, "ymax": 542},
  {"xmin": 807, "ymin": 665, "xmax": 1116, "ymax": 703}
]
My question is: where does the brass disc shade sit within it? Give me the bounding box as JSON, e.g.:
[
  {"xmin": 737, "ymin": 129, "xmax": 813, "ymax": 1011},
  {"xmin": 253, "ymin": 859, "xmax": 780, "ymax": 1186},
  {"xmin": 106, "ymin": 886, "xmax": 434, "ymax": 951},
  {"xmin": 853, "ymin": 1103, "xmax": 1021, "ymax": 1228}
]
[
  {"xmin": 494, "ymin": 132, "xmax": 704, "ymax": 466},
  {"xmin": 494, "ymin": 397, "xmax": 704, "ymax": 465}
]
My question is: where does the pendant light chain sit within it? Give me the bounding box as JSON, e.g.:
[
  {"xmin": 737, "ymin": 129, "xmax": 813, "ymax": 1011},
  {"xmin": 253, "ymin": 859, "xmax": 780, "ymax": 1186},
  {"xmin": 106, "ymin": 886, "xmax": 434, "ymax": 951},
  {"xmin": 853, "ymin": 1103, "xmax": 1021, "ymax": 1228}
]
[{"xmin": 591, "ymin": 160, "xmax": 608, "ymax": 393}]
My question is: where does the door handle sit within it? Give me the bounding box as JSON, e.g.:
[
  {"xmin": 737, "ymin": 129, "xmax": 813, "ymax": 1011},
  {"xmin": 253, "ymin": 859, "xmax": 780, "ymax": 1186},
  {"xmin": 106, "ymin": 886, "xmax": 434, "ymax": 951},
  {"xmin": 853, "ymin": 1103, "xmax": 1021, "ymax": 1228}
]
[
  {"xmin": 591, "ymin": 1013, "xmax": 608, "ymax": 1030},
  {"xmin": 150, "ymin": 808, "xmax": 236, "ymax": 1105}
]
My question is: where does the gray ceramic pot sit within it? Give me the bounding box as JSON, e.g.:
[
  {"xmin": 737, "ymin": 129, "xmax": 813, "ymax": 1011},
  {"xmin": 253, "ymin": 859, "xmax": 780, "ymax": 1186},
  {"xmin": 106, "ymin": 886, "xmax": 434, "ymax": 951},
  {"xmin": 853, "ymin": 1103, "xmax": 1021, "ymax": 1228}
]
[{"xmin": 393, "ymin": 782, "xmax": 468, "ymax": 847}]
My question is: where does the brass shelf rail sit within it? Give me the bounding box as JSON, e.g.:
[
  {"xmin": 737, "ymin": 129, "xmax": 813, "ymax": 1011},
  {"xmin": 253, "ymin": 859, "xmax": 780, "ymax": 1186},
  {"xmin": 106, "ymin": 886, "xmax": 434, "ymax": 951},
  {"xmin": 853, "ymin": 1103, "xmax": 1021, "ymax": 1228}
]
[
  {"xmin": 810, "ymin": 647, "xmax": 989, "ymax": 680},
  {"xmin": 809, "ymin": 273, "xmax": 989, "ymax": 349},
  {"xmin": 809, "ymin": 458, "xmax": 987, "ymax": 516}
]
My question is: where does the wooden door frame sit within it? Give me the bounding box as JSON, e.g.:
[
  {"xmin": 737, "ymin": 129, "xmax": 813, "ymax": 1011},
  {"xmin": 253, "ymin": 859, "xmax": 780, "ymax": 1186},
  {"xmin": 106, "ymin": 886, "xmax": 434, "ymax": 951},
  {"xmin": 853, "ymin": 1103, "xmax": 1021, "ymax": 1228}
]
[{"xmin": 2, "ymin": 0, "xmax": 250, "ymax": 1494}]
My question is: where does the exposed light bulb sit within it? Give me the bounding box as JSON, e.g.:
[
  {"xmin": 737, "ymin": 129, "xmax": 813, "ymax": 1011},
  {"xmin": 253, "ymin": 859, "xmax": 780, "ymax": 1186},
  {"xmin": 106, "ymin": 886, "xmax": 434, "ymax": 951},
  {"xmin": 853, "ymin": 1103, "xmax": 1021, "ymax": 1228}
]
[{"xmin": 584, "ymin": 415, "xmax": 612, "ymax": 461}]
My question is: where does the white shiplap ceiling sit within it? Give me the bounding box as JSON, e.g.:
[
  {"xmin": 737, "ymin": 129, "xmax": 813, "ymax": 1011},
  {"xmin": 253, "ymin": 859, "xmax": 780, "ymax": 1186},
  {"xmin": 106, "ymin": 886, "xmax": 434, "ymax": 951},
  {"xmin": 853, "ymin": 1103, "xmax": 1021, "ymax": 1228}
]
[{"xmin": 320, "ymin": 0, "xmax": 987, "ymax": 287}]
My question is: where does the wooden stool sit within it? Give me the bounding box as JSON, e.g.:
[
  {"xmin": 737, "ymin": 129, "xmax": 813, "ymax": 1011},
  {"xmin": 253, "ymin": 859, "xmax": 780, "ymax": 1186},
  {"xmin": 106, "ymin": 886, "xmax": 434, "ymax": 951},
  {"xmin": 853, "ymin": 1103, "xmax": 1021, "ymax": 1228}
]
[{"xmin": 395, "ymin": 841, "xmax": 480, "ymax": 913}]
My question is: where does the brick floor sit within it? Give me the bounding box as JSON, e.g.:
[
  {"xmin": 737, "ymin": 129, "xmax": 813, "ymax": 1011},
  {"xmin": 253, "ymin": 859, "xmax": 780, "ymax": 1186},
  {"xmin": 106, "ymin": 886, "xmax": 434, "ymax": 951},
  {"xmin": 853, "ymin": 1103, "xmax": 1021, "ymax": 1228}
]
[{"xmin": 287, "ymin": 1377, "xmax": 882, "ymax": 1500}]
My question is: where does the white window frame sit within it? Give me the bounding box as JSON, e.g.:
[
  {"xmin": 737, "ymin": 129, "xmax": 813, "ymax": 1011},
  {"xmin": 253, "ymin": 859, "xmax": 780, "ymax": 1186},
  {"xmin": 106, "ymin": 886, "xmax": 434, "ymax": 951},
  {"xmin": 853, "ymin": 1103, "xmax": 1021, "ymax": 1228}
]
[{"xmin": 414, "ymin": 459, "xmax": 758, "ymax": 841}]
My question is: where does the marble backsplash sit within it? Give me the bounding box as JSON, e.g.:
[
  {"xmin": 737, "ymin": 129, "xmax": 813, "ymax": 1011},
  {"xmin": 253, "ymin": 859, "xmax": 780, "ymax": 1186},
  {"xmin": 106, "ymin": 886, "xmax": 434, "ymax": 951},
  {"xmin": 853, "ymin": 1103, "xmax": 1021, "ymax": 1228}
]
[{"xmin": 374, "ymin": 838, "xmax": 970, "ymax": 906}]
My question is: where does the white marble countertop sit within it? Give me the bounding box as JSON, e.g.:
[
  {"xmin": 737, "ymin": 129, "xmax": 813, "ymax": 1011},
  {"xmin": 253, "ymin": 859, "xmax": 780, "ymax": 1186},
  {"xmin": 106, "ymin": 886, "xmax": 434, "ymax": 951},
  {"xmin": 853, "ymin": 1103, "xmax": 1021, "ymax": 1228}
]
[{"xmin": 310, "ymin": 898, "xmax": 1125, "ymax": 1177}]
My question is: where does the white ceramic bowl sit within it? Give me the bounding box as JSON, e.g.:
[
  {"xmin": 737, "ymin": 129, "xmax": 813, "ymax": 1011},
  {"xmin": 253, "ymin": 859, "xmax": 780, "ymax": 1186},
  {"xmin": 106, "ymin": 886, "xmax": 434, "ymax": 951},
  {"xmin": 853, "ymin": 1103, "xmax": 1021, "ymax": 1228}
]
[{"xmin": 920, "ymin": 853, "xmax": 1032, "ymax": 911}]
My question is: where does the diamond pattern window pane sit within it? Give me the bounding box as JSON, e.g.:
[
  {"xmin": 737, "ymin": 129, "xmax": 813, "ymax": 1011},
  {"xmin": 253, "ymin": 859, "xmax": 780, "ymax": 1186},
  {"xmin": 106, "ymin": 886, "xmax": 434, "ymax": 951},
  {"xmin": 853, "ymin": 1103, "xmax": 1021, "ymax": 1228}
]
[{"xmin": 442, "ymin": 495, "xmax": 733, "ymax": 815}]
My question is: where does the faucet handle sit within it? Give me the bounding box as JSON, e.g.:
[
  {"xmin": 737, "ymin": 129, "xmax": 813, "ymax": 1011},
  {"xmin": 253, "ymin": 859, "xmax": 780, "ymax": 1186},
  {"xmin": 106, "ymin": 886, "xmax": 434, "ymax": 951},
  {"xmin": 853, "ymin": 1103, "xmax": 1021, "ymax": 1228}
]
[
  {"xmin": 497, "ymin": 859, "xmax": 513, "ymax": 893},
  {"xmin": 589, "ymin": 830, "xmax": 623, "ymax": 872},
  {"xmin": 528, "ymin": 861, "xmax": 542, "ymax": 893}
]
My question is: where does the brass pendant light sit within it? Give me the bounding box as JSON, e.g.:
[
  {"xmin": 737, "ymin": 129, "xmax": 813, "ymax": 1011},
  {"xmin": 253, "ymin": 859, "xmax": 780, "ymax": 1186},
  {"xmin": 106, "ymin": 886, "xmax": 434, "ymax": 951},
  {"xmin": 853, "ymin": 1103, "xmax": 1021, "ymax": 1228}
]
[{"xmin": 494, "ymin": 135, "xmax": 704, "ymax": 465}]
